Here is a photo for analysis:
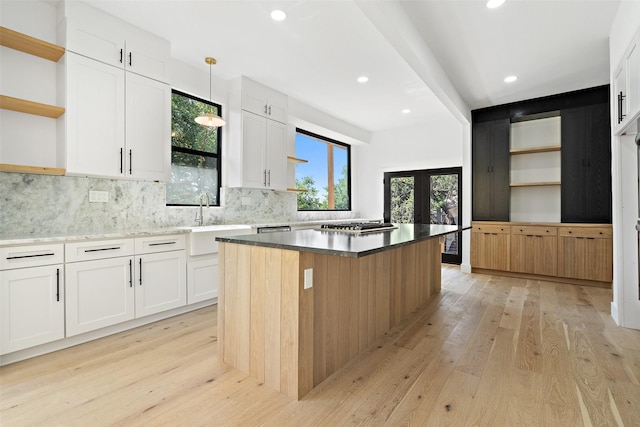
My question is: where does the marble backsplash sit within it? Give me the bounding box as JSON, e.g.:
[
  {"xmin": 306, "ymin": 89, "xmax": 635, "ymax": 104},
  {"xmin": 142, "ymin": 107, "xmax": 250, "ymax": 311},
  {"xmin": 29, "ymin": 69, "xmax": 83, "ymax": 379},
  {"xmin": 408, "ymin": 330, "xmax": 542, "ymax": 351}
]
[{"xmin": 0, "ymin": 173, "xmax": 358, "ymax": 236}]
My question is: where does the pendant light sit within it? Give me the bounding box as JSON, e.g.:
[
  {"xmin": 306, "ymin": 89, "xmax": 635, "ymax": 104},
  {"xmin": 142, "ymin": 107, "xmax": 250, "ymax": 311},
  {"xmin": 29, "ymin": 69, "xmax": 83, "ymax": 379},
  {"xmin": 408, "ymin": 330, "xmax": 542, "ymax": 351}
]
[{"xmin": 195, "ymin": 57, "xmax": 225, "ymax": 128}]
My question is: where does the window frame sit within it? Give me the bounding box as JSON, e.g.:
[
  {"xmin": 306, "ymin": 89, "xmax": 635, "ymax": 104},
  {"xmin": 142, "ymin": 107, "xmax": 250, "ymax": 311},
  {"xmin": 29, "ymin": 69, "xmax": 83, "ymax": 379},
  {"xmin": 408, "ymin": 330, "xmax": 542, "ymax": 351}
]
[
  {"xmin": 295, "ymin": 128, "xmax": 352, "ymax": 211},
  {"xmin": 167, "ymin": 89, "xmax": 222, "ymax": 207}
]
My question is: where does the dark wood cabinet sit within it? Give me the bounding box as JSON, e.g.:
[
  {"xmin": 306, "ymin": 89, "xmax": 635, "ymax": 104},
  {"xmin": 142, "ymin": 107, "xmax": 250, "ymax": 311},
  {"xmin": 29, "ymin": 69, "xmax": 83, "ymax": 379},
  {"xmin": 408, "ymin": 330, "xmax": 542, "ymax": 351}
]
[
  {"xmin": 472, "ymin": 85, "xmax": 611, "ymax": 224},
  {"xmin": 472, "ymin": 119, "xmax": 510, "ymax": 221},
  {"xmin": 561, "ymin": 103, "xmax": 612, "ymax": 223}
]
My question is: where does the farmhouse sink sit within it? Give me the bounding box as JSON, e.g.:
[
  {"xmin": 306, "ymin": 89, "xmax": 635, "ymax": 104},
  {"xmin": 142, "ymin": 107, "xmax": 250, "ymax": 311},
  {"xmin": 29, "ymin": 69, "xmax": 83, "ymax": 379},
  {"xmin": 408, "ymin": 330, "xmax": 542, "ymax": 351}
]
[{"xmin": 181, "ymin": 225, "xmax": 252, "ymax": 256}]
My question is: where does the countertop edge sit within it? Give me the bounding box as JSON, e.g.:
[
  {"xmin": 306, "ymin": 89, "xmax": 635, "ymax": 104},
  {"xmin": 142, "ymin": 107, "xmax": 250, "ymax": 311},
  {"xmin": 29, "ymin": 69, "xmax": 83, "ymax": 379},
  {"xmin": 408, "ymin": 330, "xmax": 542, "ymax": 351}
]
[
  {"xmin": 217, "ymin": 226, "xmax": 470, "ymax": 258},
  {"xmin": 0, "ymin": 228, "xmax": 191, "ymax": 246}
]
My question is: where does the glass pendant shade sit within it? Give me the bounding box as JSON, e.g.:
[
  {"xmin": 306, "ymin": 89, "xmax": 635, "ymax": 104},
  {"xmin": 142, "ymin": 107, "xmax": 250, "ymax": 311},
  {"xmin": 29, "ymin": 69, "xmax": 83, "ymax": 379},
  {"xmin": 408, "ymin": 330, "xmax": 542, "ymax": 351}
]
[{"xmin": 195, "ymin": 56, "xmax": 225, "ymax": 128}]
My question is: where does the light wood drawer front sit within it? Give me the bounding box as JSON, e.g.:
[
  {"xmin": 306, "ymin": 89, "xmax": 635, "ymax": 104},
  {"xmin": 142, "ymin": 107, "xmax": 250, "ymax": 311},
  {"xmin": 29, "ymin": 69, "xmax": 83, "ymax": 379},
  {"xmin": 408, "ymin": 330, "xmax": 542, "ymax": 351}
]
[
  {"xmin": 511, "ymin": 225, "xmax": 557, "ymax": 236},
  {"xmin": 0, "ymin": 244, "xmax": 64, "ymax": 270},
  {"xmin": 558, "ymin": 227, "xmax": 612, "ymax": 239},
  {"xmin": 472, "ymin": 224, "xmax": 510, "ymax": 234}
]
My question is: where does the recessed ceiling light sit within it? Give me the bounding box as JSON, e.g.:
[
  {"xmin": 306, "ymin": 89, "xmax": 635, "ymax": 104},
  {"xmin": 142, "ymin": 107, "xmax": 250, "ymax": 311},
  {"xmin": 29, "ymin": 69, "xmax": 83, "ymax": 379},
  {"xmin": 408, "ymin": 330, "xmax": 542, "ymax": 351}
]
[
  {"xmin": 270, "ymin": 10, "xmax": 287, "ymax": 21},
  {"xmin": 504, "ymin": 75, "xmax": 518, "ymax": 83},
  {"xmin": 402, "ymin": 109, "xmax": 411, "ymax": 114},
  {"xmin": 357, "ymin": 76, "xmax": 369, "ymax": 83},
  {"xmin": 486, "ymin": 0, "xmax": 506, "ymax": 8}
]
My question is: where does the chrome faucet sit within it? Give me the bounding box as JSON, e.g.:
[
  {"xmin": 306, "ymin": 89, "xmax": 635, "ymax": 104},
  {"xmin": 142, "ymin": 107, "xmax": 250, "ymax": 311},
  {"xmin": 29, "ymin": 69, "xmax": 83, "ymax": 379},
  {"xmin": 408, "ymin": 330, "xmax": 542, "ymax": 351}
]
[{"xmin": 195, "ymin": 193, "xmax": 210, "ymax": 226}]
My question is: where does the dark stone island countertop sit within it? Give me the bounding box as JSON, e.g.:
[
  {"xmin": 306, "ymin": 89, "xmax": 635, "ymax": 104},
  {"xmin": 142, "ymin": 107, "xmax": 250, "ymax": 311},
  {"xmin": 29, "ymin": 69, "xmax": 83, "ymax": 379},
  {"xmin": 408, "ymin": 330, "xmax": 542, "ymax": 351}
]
[{"xmin": 216, "ymin": 223, "xmax": 469, "ymax": 258}]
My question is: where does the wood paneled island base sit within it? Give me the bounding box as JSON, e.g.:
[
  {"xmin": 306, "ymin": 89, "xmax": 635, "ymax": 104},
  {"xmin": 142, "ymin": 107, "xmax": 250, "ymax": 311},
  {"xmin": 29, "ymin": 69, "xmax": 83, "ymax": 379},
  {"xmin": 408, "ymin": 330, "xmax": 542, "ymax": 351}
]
[{"xmin": 218, "ymin": 234, "xmax": 444, "ymax": 400}]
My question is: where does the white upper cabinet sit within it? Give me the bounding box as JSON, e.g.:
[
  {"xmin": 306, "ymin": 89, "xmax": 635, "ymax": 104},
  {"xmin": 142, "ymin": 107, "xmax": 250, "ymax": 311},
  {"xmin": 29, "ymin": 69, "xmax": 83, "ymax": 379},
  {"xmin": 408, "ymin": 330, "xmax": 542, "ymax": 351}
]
[
  {"xmin": 241, "ymin": 77, "xmax": 288, "ymax": 123},
  {"xmin": 227, "ymin": 77, "xmax": 289, "ymax": 190},
  {"xmin": 241, "ymin": 111, "xmax": 287, "ymax": 190},
  {"xmin": 64, "ymin": 52, "xmax": 171, "ymax": 181},
  {"xmin": 125, "ymin": 72, "xmax": 171, "ymax": 181},
  {"xmin": 65, "ymin": 53, "xmax": 125, "ymax": 177},
  {"xmin": 614, "ymin": 27, "xmax": 639, "ymax": 135},
  {"xmin": 59, "ymin": 0, "xmax": 170, "ymax": 83},
  {"xmin": 59, "ymin": 0, "xmax": 171, "ymax": 182}
]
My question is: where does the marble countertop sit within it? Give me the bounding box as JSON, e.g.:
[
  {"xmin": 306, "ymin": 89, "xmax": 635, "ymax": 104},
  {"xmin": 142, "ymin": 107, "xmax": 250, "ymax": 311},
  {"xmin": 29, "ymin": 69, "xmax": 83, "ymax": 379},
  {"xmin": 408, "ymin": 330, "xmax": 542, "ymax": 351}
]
[
  {"xmin": 0, "ymin": 228, "xmax": 191, "ymax": 246},
  {"xmin": 216, "ymin": 224, "xmax": 469, "ymax": 258},
  {"xmin": 0, "ymin": 219, "xmax": 376, "ymax": 246}
]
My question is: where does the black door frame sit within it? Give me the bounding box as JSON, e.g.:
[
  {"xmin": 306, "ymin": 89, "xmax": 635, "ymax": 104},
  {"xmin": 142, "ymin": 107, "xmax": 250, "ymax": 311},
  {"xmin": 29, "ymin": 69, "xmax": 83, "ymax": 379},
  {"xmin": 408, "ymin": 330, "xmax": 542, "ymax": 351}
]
[{"xmin": 383, "ymin": 166, "xmax": 463, "ymax": 265}]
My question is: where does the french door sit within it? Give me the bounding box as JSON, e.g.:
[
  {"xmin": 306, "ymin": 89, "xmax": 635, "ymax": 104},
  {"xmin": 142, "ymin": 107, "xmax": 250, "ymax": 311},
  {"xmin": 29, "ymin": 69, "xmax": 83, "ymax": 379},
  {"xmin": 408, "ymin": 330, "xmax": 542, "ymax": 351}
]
[{"xmin": 383, "ymin": 167, "xmax": 462, "ymax": 264}]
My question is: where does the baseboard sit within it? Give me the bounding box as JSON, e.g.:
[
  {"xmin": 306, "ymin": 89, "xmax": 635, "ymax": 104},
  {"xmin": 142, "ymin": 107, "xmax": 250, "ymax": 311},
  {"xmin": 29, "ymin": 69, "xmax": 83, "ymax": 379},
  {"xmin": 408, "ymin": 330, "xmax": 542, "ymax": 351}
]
[
  {"xmin": 471, "ymin": 268, "xmax": 611, "ymax": 289},
  {"xmin": 610, "ymin": 301, "xmax": 620, "ymax": 325},
  {"xmin": 460, "ymin": 263, "xmax": 471, "ymax": 274}
]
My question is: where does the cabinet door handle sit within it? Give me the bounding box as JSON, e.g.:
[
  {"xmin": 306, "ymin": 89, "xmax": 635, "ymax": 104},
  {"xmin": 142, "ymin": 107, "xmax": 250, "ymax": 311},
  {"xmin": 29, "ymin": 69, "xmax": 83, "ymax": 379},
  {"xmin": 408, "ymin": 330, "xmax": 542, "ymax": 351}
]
[
  {"xmin": 264, "ymin": 104, "xmax": 268, "ymax": 114},
  {"xmin": 267, "ymin": 170, "xmax": 271, "ymax": 186},
  {"xmin": 120, "ymin": 148, "xmax": 124, "ymax": 174},
  {"xmin": 139, "ymin": 258, "xmax": 143, "ymax": 286},
  {"xmin": 129, "ymin": 52, "xmax": 132, "ymax": 67},
  {"xmin": 268, "ymin": 105, "xmax": 271, "ymax": 115},
  {"xmin": 263, "ymin": 169, "xmax": 267, "ymax": 186},
  {"xmin": 129, "ymin": 149, "xmax": 132, "ymax": 175},
  {"xmin": 129, "ymin": 259, "xmax": 133, "ymax": 288},
  {"xmin": 119, "ymin": 48, "xmax": 123, "ymax": 64},
  {"xmin": 56, "ymin": 268, "xmax": 60, "ymax": 302}
]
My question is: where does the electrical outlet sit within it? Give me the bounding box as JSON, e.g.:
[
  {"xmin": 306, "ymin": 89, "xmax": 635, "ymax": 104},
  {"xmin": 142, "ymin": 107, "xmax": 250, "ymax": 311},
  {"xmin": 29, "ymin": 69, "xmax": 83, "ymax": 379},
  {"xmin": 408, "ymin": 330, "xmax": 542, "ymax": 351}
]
[
  {"xmin": 304, "ymin": 268, "xmax": 313, "ymax": 289},
  {"xmin": 89, "ymin": 190, "xmax": 109, "ymax": 203}
]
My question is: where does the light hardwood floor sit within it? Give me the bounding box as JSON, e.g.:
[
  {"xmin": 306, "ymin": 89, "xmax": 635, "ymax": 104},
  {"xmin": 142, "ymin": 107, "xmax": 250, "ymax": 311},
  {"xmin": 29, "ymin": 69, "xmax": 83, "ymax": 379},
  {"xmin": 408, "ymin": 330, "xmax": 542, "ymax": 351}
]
[{"xmin": 1, "ymin": 266, "xmax": 639, "ymax": 426}]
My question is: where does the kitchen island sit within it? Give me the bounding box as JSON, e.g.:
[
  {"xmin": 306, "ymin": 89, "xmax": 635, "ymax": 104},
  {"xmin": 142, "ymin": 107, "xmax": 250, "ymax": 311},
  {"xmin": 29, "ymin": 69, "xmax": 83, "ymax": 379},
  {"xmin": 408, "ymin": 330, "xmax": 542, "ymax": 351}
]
[{"xmin": 216, "ymin": 224, "xmax": 464, "ymax": 400}]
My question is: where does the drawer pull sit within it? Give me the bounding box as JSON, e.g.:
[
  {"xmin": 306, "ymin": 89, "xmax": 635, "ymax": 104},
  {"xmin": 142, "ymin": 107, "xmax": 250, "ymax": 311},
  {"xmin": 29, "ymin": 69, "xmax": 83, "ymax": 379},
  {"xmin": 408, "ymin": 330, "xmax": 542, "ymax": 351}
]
[
  {"xmin": 84, "ymin": 247, "xmax": 121, "ymax": 253},
  {"xmin": 148, "ymin": 242, "xmax": 177, "ymax": 247},
  {"xmin": 6, "ymin": 253, "xmax": 55, "ymax": 260}
]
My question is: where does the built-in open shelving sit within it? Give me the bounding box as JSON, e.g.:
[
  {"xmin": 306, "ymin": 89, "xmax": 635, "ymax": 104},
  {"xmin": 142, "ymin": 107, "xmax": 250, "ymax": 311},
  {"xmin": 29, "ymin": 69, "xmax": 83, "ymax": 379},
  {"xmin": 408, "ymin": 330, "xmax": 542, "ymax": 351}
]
[
  {"xmin": 0, "ymin": 163, "xmax": 66, "ymax": 176},
  {"xmin": 287, "ymin": 156, "xmax": 308, "ymax": 164},
  {"xmin": 509, "ymin": 144, "xmax": 561, "ymax": 155},
  {"xmin": 0, "ymin": 26, "xmax": 65, "ymax": 61},
  {"xmin": 286, "ymin": 187, "xmax": 308, "ymax": 193},
  {"xmin": 0, "ymin": 27, "xmax": 66, "ymax": 176},
  {"xmin": 0, "ymin": 95, "xmax": 65, "ymax": 118},
  {"xmin": 510, "ymin": 181, "xmax": 561, "ymax": 187}
]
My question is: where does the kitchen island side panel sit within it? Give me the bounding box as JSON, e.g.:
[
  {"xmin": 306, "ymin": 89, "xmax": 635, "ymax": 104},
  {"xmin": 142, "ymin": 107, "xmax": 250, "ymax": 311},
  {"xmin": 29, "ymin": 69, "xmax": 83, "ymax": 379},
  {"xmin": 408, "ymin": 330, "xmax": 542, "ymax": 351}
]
[{"xmin": 218, "ymin": 237, "xmax": 442, "ymax": 400}]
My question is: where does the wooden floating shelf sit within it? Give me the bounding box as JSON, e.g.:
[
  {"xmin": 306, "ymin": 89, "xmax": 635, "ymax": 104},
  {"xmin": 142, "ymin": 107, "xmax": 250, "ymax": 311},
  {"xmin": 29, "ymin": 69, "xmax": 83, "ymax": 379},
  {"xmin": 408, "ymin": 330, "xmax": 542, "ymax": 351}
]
[
  {"xmin": 510, "ymin": 181, "xmax": 561, "ymax": 187},
  {"xmin": 286, "ymin": 188, "xmax": 308, "ymax": 193},
  {"xmin": 0, "ymin": 26, "xmax": 65, "ymax": 62},
  {"xmin": 509, "ymin": 145, "xmax": 561, "ymax": 155},
  {"xmin": 287, "ymin": 156, "xmax": 308, "ymax": 164},
  {"xmin": 0, "ymin": 95, "xmax": 65, "ymax": 118},
  {"xmin": 0, "ymin": 163, "xmax": 66, "ymax": 176}
]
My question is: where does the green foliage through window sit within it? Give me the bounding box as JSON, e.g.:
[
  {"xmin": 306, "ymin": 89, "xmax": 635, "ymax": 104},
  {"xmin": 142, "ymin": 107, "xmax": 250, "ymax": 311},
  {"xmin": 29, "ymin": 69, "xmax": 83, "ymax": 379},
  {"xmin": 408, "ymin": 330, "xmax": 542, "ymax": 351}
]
[
  {"xmin": 294, "ymin": 129, "xmax": 351, "ymax": 211},
  {"xmin": 167, "ymin": 90, "xmax": 221, "ymax": 206}
]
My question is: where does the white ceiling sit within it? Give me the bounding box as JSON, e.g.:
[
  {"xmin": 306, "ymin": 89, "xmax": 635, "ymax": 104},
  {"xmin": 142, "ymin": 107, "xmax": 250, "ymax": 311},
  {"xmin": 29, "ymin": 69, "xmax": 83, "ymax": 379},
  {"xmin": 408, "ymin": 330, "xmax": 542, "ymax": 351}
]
[{"xmin": 82, "ymin": 0, "xmax": 621, "ymax": 132}]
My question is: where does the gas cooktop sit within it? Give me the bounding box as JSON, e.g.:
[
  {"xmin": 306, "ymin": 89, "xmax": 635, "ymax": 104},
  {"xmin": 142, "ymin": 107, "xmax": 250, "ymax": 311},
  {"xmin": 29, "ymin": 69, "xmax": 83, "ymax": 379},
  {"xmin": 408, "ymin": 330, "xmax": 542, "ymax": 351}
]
[{"xmin": 318, "ymin": 222, "xmax": 397, "ymax": 234}]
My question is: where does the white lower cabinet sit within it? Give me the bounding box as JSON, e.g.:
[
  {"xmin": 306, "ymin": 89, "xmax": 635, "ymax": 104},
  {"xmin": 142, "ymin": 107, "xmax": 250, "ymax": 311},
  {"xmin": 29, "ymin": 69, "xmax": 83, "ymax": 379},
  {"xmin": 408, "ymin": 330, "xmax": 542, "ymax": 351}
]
[
  {"xmin": 187, "ymin": 255, "xmax": 218, "ymax": 304},
  {"xmin": 65, "ymin": 257, "xmax": 135, "ymax": 337},
  {"xmin": 64, "ymin": 235, "xmax": 185, "ymax": 335},
  {"xmin": 0, "ymin": 244, "xmax": 65, "ymax": 355},
  {"xmin": 135, "ymin": 250, "xmax": 186, "ymax": 317}
]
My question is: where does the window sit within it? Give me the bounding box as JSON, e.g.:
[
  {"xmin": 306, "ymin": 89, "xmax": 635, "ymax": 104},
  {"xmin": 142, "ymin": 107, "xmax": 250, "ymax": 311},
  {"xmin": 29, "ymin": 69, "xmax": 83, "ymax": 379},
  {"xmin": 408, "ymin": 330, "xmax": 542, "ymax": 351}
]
[
  {"xmin": 295, "ymin": 129, "xmax": 351, "ymax": 211},
  {"xmin": 166, "ymin": 90, "xmax": 222, "ymax": 206}
]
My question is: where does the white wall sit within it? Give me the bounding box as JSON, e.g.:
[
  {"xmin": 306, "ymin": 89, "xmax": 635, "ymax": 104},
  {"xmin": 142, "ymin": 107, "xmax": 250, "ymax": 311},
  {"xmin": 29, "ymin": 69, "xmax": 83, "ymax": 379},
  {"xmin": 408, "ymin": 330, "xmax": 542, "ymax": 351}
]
[
  {"xmin": 609, "ymin": 0, "xmax": 640, "ymax": 329},
  {"xmin": 354, "ymin": 112, "xmax": 463, "ymax": 220}
]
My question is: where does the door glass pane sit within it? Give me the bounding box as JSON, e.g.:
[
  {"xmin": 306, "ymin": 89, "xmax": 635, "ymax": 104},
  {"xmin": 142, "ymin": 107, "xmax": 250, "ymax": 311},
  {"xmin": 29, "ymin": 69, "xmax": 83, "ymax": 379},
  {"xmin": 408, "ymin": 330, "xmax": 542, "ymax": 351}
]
[
  {"xmin": 390, "ymin": 177, "xmax": 414, "ymax": 223},
  {"xmin": 430, "ymin": 174, "xmax": 459, "ymax": 255}
]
